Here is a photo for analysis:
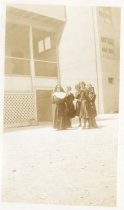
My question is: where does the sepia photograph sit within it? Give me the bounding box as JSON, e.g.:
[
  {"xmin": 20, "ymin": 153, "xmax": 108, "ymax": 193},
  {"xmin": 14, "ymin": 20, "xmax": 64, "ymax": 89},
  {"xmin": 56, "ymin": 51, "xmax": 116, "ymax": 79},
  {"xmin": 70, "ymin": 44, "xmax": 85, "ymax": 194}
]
[{"xmin": 1, "ymin": 2, "xmax": 121, "ymax": 208}]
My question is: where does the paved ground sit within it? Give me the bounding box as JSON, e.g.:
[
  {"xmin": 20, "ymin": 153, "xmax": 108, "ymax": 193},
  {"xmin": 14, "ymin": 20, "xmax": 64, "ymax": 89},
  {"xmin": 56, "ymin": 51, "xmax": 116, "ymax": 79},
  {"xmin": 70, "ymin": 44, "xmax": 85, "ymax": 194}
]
[{"xmin": 2, "ymin": 114, "xmax": 118, "ymax": 207}]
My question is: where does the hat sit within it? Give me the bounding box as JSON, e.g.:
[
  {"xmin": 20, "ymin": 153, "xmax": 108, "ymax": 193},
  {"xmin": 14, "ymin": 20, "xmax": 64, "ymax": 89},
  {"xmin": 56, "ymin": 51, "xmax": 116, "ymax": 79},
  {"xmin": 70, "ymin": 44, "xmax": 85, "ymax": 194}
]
[{"xmin": 79, "ymin": 81, "xmax": 86, "ymax": 86}]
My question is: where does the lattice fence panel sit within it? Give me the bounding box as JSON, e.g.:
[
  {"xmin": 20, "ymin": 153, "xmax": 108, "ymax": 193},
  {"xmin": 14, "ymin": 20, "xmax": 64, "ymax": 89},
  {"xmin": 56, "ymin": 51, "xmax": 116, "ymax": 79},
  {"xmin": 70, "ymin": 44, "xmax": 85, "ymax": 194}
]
[{"xmin": 4, "ymin": 93, "xmax": 35, "ymax": 128}]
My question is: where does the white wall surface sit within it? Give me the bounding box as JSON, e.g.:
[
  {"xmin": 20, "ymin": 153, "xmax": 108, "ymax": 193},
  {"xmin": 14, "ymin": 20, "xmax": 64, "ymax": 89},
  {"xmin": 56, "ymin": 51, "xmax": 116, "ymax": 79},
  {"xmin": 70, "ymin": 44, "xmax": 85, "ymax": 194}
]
[
  {"xmin": 59, "ymin": 6, "xmax": 99, "ymax": 109},
  {"xmin": 4, "ymin": 76, "xmax": 58, "ymax": 92},
  {"xmin": 4, "ymin": 76, "xmax": 32, "ymax": 92},
  {"xmin": 33, "ymin": 77, "xmax": 58, "ymax": 89},
  {"xmin": 101, "ymin": 59, "xmax": 120, "ymax": 113},
  {"xmin": 59, "ymin": 7, "xmax": 97, "ymax": 86}
]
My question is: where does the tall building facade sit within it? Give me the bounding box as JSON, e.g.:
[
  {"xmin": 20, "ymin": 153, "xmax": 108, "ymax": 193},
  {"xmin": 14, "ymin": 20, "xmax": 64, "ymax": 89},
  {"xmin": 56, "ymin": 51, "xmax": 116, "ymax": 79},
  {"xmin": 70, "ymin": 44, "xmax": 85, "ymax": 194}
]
[
  {"xmin": 59, "ymin": 6, "xmax": 120, "ymax": 114},
  {"xmin": 4, "ymin": 5, "xmax": 120, "ymax": 128}
]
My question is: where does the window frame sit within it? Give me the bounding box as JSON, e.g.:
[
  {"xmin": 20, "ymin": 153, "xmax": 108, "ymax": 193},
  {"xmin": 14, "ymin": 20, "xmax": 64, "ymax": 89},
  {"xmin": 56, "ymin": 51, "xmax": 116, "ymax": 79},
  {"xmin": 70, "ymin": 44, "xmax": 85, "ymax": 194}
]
[{"xmin": 5, "ymin": 21, "xmax": 58, "ymax": 78}]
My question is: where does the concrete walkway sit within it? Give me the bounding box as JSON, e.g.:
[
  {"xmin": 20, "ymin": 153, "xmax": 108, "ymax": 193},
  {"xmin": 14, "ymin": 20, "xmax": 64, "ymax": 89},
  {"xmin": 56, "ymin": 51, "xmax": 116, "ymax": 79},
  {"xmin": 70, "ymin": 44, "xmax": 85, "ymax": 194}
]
[{"xmin": 2, "ymin": 114, "xmax": 118, "ymax": 207}]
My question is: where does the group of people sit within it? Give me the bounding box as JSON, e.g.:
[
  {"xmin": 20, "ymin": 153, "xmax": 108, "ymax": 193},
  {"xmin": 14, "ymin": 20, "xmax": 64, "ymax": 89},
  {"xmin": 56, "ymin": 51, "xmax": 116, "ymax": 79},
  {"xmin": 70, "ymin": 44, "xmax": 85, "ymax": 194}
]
[{"xmin": 52, "ymin": 81, "xmax": 97, "ymax": 130}]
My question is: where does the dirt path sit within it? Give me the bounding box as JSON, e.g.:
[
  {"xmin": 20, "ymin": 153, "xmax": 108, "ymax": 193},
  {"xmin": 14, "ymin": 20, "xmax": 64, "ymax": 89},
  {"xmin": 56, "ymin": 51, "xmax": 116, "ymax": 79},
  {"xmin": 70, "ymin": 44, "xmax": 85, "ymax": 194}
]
[{"xmin": 2, "ymin": 115, "xmax": 118, "ymax": 207}]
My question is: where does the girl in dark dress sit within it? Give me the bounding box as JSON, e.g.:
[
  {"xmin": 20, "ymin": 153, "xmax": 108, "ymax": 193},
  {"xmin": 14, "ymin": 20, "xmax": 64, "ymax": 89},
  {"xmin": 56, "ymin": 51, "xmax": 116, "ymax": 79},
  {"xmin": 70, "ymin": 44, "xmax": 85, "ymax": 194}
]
[
  {"xmin": 75, "ymin": 83, "xmax": 82, "ymax": 126},
  {"xmin": 79, "ymin": 81, "xmax": 91, "ymax": 129},
  {"xmin": 65, "ymin": 86, "xmax": 75, "ymax": 127},
  {"xmin": 52, "ymin": 84, "xmax": 69, "ymax": 130},
  {"xmin": 87, "ymin": 85, "xmax": 97, "ymax": 128}
]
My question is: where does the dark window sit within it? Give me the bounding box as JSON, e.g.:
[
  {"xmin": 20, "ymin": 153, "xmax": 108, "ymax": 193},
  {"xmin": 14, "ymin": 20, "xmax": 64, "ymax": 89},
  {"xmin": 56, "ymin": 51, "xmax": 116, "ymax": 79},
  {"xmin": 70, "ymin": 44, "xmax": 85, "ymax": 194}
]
[
  {"xmin": 32, "ymin": 28, "xmax": 57, "ymax": 62},
  {"xmin": 102, "ymin": 47, "xmax": 108, "ymax": 52},
  {"xmin": 101, "ymin": 36, "xmax": 114, "ymax": 59},
  {"xmin": 108, "ymin": 77, "xmax": 114, "ymax": 84},
  {"xmin": 108, "ymin": 49, "xmax": 114, "ymax": 54},
  {"xmin": 98, "ymin": 7, "xmax": 112, "ymax": 24}
]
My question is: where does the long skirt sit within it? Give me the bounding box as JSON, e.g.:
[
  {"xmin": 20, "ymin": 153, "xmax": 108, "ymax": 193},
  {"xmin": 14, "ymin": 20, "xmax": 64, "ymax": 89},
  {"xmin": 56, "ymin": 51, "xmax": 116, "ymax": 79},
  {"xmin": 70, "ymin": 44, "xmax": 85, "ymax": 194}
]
[
  {"xmin": 54, "ymin": 103, "xmax": 70, "ymax": 130},
  {"xmin": 88, "ymin": 103, "xmax": 97, "ymax": 128},
  {"xmin": 75, "ymin": 101, "xmax": 81, "ymax": 116},
  {"xmin": 80, "ymin": 100, "xmax": 90, "ymax": 119}
]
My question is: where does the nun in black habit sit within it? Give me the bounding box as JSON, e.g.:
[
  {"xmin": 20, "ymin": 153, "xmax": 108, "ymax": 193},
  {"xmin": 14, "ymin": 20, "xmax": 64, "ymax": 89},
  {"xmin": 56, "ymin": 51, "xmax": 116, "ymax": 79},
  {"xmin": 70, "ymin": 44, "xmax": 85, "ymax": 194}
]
[{"xmin": 52, "ymin": 84, "xmax": 70, "ymax": 130}]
